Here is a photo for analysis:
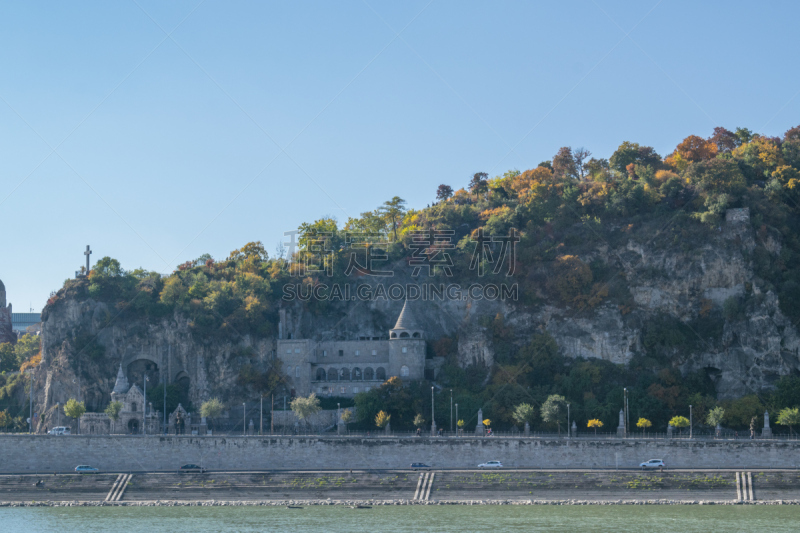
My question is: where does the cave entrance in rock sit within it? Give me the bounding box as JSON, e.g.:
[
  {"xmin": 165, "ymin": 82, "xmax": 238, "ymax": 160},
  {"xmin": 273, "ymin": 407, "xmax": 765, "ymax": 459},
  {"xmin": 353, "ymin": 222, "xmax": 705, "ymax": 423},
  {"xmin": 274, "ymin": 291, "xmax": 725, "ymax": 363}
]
[
  {"xmin": 126, "ymin": 359, "xmax": 160, "ymax": 390},
  {"xmin": 174, "ymin": 372, "xmax": 191, "ymax": 409}
]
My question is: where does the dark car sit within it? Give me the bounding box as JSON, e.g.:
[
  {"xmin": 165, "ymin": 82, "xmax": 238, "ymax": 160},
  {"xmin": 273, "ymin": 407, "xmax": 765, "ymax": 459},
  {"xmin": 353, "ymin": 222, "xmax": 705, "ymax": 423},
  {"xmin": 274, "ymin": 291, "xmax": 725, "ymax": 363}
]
[
  {"xmin": 411, "ymin": 463, "xmax": 431, "ymax": 470},
  {"xmin": 179, "ymin": 464, "xmax": 206, "ymax": 473}
]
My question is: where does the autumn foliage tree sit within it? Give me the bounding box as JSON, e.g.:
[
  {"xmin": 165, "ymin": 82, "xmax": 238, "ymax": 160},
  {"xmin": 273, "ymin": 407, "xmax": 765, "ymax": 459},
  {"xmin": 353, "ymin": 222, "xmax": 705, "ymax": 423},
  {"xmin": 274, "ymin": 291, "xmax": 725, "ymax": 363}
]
[
  {"xmin": 665, "ymin": 135, "xmax": 719, "ymax": 172},
  {"xmin": 547, "ymin": 255, "xmax": 593, "ymax": 304},
  {"xmin": 436, "ymin": 184, "xmax": 454, "ymax": 201},
  {"xmin": 375, "ymin": 410, "xmax": 391, "ymax": 429},
  {"xmin": 552, "ymin": 147, "xmax": 578, "ymax": 180}
]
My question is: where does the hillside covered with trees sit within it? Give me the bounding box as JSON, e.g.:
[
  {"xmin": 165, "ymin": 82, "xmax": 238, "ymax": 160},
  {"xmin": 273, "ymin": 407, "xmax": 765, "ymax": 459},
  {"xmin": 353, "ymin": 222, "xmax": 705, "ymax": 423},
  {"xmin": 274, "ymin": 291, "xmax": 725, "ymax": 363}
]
[{"xmin": 34, "ymin": 124, "xmax": 800, "ymax": 434}]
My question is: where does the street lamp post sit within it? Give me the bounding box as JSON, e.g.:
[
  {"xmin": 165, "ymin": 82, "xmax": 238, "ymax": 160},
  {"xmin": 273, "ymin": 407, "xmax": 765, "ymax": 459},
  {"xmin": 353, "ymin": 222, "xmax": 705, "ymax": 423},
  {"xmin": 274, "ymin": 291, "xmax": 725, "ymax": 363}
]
[
  {"xmin": 27, "ymin": 371, "xmax": 35, "ymax": 434},
  {"xmin": 689, "ymin": 405, "xmax": 693, "ymax": 439},
  {"xmin": 143, "ymin": 375, "xmax": 149, "ymax": 436},
  {"xmin": 260, "ymin": 396, "xmax": 263, "ymax": 436},
  {"xmin": 623, "ymin": 388, "xmax": 628, "ymax": 439},
  {"xmin": 431, "ymin": 387, "xmax": 435, "ymax": 436},
  {"xmin": 450, "ymin": 389, "xmax": 453, "ymax": 434},
  {"xmin": 243, "ymin": 402, "xmax": 246, "ymax": 436},
  {"xmin": 455, "ymin": 403, "xmax": 458, "ymax": 437},
  {"xmin": 567, "ymin": 403, "xmax": 570, "ymax": 439},
  {"xmin": 163, "ymin": 377, "xmax": 167, "ymax": 434}
]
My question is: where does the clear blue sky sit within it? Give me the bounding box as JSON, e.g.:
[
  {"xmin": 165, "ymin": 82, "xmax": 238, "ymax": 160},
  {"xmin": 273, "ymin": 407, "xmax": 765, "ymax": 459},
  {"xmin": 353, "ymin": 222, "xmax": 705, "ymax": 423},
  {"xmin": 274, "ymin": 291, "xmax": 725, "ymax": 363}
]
[{"xmin": 1, "ymin": 1, "xmax": 799, "ymax": 311}]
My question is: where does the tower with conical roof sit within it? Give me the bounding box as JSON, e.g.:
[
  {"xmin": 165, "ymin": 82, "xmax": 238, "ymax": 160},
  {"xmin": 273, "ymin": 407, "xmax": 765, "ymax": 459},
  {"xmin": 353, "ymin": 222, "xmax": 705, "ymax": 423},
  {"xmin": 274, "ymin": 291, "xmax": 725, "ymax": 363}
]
[
  {"xmin": 389, "ymin": 299, "xmax": 423, "ymax": 340},
  {"xmin": 111, "ymin": 363, "xmax": 130, "ymax": 398},
  {"xmin": 387, "ymin": 299, "xmax": 426, "ymax": 381}
]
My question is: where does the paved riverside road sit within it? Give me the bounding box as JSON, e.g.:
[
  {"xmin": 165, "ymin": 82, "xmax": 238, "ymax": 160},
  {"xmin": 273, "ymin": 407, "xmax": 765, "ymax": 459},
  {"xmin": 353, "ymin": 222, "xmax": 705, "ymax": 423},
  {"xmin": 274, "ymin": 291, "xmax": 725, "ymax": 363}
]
[{"xmin": 2, "ymin": 469, "xmax": 800, "ymax": 502}]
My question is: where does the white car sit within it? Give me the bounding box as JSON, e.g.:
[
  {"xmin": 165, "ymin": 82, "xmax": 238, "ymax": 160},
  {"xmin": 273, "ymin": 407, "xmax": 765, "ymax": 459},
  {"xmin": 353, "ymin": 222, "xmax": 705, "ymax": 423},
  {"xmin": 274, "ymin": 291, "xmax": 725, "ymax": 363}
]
[
  {"xmin": 48, "ymin": 426, "xmax": 71, "ymax": 435},
  {"xmin": 478, "ymin": 461, "xmax": 503, "ymax": 468},
  {"xmin": 639, "ymin": 459, "xmax": 665, "ymax": 470}
]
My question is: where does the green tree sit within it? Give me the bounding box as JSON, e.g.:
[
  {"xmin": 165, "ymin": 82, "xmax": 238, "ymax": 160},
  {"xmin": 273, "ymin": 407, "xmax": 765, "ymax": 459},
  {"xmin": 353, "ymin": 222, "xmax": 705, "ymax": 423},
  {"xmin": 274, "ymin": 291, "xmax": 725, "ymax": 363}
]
[
  {"xmin": 0, "ymin": 343, "xmax": 15, "ymax": 373},
  {"xmin": 340, "ymin": 408, "xmax": 353, "ymax": 425},
  {"xmin": 469, "ymin": 172, "xmax": 489, "ymax": 197},
  {"xmin": 773, "ymin": 376, "xmax": 800, "ymax": 411},
  {"xmin": 63, "ymin": 398, "xmax": 86, "ymax": 420},
  {"xmin": 0, "ymin": 409, "xmax": 10, "ymax": 430},
  {"xmin": 298, "ymin": 218, "xmax": 339, "ymax": 252},
  {"xmin": 512, "ymin": 403, "xmax": 536, "ymax": 427},
  {"xmin": 636, "ymin": 418, "xmax": 652, "ymax": 436},
  {"xmin": 228, "ymin": 241, "xmax": 269, "ymax": 263},
  {"xmin": 290, "ymin": 393, "xmax": 322, "ymax": 430},
  {"xmin": 706, "ymin": 406, "xmax": 725, "ymax": 428},
  {"xmin": 200, "ymin": 398, "xmax": 224, "ymax": 429},
  {"xmin": 147, "ymin": 383, "xmax": 188, "ymax": 415},
  {"xmin": 722, "ymin": 395, "xmax": 764, "ymax": 429},
  {"xmin": 89, "ymin": 256, "xmax": 123, "ymax": 279},
  {"xmin": 104, "ymin": 401, "xmax": 123, "ymax": 422},
  {"xmin": 375, "ymin": 410, "xmax": 391, "ymax": 429},
  {"xmin": 541, "ymin": 394, "xmax": 568, "ymax": 434},
  {"xmin": 669, "ymin": 415, "xmax": 690, "ymax": 436},
  {"xmin": 378, "ymin": 196, "xmax": 407, "ymax": 241},
  {"xmin": 413, "ymin": 414, "xmax": 425, "ymax": 428},
  {"xmin": 777, "ymin": 407, "xmax": 800, "ymax": 436},
  {"xmin": 353, "ymin": 377, "xmax": 414, "ymax": 429},
  {"xmin": 436, "ymin": 184, "xmax": 454, "ymax": 201},
  {"xmin": 587, "ymin": 419, "xmax": 603, "ymax": 435},
  {"xmin": 552, "ymin": 147, "xmax": 578, "ymax": 179},
  {"xmin": 14, "ymin": 334, "xmax": 40, "ymax": 366},
  {"xmin": 609, "ymin": 141, "xmax": 661, "ymax": 174}
]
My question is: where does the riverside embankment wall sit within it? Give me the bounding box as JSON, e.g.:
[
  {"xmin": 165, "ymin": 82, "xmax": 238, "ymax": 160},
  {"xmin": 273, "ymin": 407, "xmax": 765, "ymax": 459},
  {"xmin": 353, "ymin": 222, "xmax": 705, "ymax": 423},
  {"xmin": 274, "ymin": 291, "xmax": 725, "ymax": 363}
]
[{"xmin": 3, "ymin": 436, "xmax": 800, "ymax": 473}]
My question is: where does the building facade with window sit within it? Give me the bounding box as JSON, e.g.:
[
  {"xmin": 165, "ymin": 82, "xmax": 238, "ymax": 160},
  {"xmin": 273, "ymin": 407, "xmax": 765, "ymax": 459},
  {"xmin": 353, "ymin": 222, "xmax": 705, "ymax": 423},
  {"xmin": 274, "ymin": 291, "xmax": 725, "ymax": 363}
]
[{"xmin": 276, "ymin": 300, "xmax": 426, "ymax": 398}]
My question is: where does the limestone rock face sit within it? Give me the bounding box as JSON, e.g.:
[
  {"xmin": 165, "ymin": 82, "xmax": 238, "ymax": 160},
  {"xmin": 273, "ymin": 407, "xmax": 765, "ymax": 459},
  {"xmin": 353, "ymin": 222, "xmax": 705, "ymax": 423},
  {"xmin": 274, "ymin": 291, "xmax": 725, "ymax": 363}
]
[
  {"xmin": 32, "ymin": 221, "xmax": 800, "ymax": 424},
  {"xmin": 34, "ymin": 295, "xmax": 275, "ymax": 432}
]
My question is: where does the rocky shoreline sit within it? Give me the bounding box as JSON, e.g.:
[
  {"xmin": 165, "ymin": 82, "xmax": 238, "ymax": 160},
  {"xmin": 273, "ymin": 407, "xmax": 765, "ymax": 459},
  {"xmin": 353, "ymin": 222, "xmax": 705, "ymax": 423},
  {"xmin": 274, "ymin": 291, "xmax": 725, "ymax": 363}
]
[{"xmin": 2, "ymin": 499, "xmax": 799, "ymax": 507}]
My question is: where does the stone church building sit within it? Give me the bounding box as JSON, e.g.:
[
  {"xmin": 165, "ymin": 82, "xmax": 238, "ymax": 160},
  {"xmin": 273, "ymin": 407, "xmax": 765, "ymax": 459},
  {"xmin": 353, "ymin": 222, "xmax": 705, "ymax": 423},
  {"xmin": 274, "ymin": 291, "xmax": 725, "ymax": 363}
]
[
  {"xmin": 277, "ymin": 300, "xmax": 427, "ymax": 397},
  {"xmin": 0, "ymin": 279, "xmax": 15, "ymax": 344},
  {"xmin": 80, "ymin": 364, "xmax": 162, "ymax": 434}
]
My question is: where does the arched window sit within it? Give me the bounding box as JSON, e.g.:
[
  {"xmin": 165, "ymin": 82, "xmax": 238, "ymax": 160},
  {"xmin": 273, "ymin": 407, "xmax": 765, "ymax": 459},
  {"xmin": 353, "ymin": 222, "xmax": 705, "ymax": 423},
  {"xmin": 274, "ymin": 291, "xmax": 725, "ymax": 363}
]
[
  {"xmin": 400, "ymin": 332, "xmax": 410, "ymax": 338},
  {"xmin": 316, "ymin": 368, "xmax": 326, "ymax": 381},
  {"xmin": 390, "ymin": 332, "xmax": 397, "ymax": 338},
  {"xmin": 131, "ymin": 402, "xmax": 137, "ymax": 412},
  {"xmin": 340, "ymin": 368, "xmax": 351, "ymax": 381},
  {"xmin": 400, "ymin": 365, "xmax": 409, "ymax": 377},
  {"xmin": 412, "ymin": 332, "xmax": 420, "ymax": 338},
  {"xmin": 376, "ymin": 367, "xmax": 386, "ymax": 380},
  {"xmin": 295, "ymin": 367, "xmax": 300, "ymax": 378},
  {"xmin": 352, "ymin": 367, "xmax": 362, "ymax": 380},
  {"xmin": 286, "ymin": 366, "xmax": 293, "ymax": 377},
  {"xmin": 328, "ymin": 368, "xmax": 339, "ymax": 382},
  {"xmin": 364, "ymin": 367, "xmax": 374, "ymax": 380}
]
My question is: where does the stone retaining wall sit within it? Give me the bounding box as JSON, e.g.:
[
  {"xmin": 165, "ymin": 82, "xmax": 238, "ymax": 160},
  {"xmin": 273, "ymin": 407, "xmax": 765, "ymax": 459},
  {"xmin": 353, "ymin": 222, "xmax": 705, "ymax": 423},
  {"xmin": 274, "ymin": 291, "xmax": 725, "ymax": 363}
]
[{"xmin": 3, "ymin": 435, "xmax": 800, "ymax": 473}]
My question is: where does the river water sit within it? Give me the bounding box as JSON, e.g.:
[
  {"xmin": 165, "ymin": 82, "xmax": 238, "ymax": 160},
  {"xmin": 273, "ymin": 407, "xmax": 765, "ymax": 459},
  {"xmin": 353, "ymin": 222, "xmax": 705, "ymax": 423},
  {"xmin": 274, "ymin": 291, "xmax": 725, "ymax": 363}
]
[{"xmin": 2, "ymin": 506, "xmax": 798, "ymax": 532}]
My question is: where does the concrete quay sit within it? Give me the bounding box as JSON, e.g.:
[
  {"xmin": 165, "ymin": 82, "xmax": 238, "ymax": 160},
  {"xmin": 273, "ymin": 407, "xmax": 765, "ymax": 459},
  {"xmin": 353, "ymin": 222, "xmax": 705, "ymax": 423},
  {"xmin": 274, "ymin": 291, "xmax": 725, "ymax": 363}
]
[
  {"xmin": 2, "ymin": 469, "xmax": 800, "ymax": 504},
  {"xmin": 2, "ymin": 435, "xmax": 800, "ymax": 473}
]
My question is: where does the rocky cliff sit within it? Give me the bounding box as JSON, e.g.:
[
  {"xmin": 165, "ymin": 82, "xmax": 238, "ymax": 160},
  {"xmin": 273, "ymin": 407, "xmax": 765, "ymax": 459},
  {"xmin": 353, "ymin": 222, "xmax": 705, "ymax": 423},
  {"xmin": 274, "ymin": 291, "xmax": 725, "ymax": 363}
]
[{"xmin": 32, "ymin": 213, "xmax": 800, "ymax": 430}]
